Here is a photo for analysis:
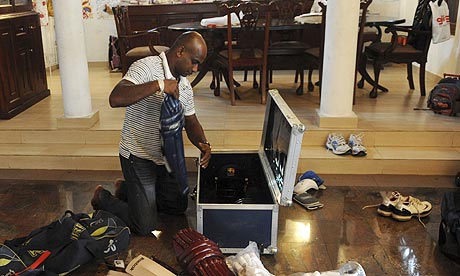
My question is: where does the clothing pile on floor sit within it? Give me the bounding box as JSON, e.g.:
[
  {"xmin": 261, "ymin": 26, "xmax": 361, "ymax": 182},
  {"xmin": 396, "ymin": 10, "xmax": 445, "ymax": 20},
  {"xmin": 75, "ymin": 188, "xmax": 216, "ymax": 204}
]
[{"xmin": 292, "ymin": 170, "xmax": 326, "ymax": 210}]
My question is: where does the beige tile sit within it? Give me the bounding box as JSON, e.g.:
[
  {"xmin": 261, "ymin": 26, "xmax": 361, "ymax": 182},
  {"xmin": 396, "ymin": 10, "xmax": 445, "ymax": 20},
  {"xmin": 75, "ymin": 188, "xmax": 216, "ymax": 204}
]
[
  {"xmin": 376, "ymin": 147, "xmax": 460, "ymax": 160},
  {"xmin": 0, "ymin": 131, "xmax": 22, "ymax": 144},
  {"xmin": 374, "ymin": 131, "xmax": 455, "ymax": 147}
]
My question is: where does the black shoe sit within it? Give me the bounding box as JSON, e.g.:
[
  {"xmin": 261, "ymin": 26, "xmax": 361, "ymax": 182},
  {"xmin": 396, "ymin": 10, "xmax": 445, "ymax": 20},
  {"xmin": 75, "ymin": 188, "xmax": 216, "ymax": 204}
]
[
  {"xmin": 91, "ymin": 185, "xmax": 105, "ymax": 210},
  {"xmin": 455, "ymin": 172, "xmax": 460, "ymax": 187}
]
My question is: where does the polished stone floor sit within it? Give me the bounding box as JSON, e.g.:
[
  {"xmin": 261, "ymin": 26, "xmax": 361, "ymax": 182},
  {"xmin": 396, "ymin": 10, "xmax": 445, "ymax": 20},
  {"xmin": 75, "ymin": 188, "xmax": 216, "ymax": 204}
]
[{"xmin": 1, "ymin": 170, "xmax": 459, "ymax": 276}]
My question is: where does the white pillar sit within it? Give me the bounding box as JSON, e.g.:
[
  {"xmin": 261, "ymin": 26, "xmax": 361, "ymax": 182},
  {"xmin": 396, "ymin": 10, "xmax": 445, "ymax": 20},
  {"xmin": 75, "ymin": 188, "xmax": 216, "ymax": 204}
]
[
  {"xmin": 54, "ymin": 0, "xmax": 92, "ymax": 118},
  {"xmin": 316, "ymin": 0, "xmax": 359, "ymax": 128}
]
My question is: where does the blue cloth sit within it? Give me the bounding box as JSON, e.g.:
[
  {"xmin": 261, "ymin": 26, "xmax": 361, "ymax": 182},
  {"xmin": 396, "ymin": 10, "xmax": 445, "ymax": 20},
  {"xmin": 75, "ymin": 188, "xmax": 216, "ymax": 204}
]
[
  {"xmin": 160, "ymin": 94, "xmax": 189, "ymax": 197},
  {"xmin": 299, "ymin": 170, "xmax": 324, "ymax": 185}
]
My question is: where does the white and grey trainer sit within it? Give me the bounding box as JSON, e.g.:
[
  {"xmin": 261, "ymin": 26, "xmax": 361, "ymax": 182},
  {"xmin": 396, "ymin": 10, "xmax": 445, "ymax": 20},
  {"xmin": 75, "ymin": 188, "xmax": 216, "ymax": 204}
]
[
  {"xmin": 325, "ymin": 133, "xmax": 351, "ymax": 155},
  {"xmin": 348, "ymin": 133, "xmax": 367, "ymax": 157}
]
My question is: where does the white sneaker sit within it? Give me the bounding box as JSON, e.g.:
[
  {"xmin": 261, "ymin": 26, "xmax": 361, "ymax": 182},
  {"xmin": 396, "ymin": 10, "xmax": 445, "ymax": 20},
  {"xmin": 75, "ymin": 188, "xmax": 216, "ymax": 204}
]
[
  {"xmin": 391, "ymin": 196, "xmax": 432, "ymax": 223},
  {"xmin": 326, "ymin": 133, "xmax": 351, "ymax": 155},
  {"xmin": 377, "ymin": 191, "xmax": 404, "ymax": 217},
  {"xmin": 348, "ymin": 133, "xmax": 367, "ymax": 157}
]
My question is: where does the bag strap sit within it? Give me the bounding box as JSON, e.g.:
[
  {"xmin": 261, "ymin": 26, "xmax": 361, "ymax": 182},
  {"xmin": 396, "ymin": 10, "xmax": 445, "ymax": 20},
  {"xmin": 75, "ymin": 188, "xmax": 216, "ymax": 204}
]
[{"xmin": 13, "ymin": 250, "xmax": 51, "ymax": 275}]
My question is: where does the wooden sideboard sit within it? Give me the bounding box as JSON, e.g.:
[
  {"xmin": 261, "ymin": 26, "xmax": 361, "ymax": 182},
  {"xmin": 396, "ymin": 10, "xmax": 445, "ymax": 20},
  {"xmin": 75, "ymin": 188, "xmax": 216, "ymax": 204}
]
[
  {"xmin": 0, "ymin": 9, "xmax": 49, "ymax": 119},
  {"xmin": 0, "ymin": 11, "xmax": 50, "ymax": 119},
  {"xmin": 128, "ymin": 2, "xmax": 219, "ymax": 45}
]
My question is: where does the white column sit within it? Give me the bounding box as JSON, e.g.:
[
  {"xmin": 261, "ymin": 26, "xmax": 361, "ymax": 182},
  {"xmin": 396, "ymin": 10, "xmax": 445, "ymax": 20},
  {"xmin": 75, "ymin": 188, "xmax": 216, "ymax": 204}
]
[
  {"xmin": 53, "ymin": 0, "xmax": 92, "ymax": 118},
  {"xmin": 316, "ymin": 0, "xmax": 359, "ymax": 128}
]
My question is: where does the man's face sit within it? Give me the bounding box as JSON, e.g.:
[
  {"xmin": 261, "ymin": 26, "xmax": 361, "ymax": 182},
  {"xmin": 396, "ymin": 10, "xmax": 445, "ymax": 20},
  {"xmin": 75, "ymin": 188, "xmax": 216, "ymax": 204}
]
[{"xmin": 176, "ymin": 45, "xmax": 207, "ymax": 77}]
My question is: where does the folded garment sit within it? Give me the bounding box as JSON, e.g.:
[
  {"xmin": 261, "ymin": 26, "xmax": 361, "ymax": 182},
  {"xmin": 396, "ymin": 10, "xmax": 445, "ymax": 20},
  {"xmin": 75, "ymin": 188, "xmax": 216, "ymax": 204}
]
[
  {"xmin": 200, "ymin": 12, "xmax": 241, "ymax": 26},
  {"xmin": 294, "ymin": 13, "xmax": 322, "ymax": 24},
  {"xmin": 293, "ymin": 193, "xmax": 324, "ymax": 210}
]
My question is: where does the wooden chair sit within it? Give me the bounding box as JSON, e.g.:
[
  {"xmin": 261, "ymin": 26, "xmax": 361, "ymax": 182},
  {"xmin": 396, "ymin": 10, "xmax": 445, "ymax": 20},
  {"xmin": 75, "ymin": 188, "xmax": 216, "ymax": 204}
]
[
  {"xmin": 267, "ymin": 0, "xmax": 313, "ymax": 95},
  {"xmin": 112, "ymin": 6, "xmax": 169, "ymax": 75},
  {"xmin": 214, "ymin": 2, "xmax": 271, "ymax": 105},
  {"xmin": 362, "ymin": 0, "xmax": 432, "ymax": 98},
  {"xmin": 302, "ymin": 1, "xmax": 327, "ymax": 93}
]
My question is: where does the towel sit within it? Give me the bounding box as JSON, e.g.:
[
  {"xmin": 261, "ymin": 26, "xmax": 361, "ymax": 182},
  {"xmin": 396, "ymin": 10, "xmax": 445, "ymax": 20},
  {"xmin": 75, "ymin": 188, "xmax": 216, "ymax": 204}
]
[
  {"xmin": 200, "ymin": 12, "xmax": 241, "ymax": 26},
  {"xmin": 294, "ymin": 13, "xmax": 322, "ymax": 24}
]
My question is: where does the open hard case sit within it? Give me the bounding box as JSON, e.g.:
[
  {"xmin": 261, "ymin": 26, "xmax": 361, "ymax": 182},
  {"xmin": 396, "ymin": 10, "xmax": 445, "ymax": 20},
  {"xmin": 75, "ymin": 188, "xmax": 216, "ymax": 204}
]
[{"xmin": 196, "ymin": 89, "xmax": 305, "ymax": 254}]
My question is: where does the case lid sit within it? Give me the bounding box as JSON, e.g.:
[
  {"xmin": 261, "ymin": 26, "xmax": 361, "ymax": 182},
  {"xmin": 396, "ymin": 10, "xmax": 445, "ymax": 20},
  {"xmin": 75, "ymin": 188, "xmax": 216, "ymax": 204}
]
[{"xmin": 259, "ymin": 90, "xmax": 305, "ymax": 206}]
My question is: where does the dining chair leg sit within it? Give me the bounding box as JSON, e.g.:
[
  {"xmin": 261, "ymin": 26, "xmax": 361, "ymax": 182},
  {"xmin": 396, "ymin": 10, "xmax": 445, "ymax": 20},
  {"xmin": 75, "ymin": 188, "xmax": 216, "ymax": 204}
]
[
  {"xmin": 307, "ymin": 69, "xmax": 314, "ymax": 92},
  {"xmin": 407, "ymin": 63, "xmax": 415, "ymax": 90},
  {"xmin": 228, "ymin": 68, "xmax": 236, "ymax": 105},
  {"xmin": 357, "ymin": 76, "xmax": 365, "ymax": 88},
  {"xmin": 295, "ymin": 70, "xmax": 299, "ymax": 84},
  {"xmin": 296, "ymin": 68, "xmax": 304, "ymax": 95},
  {"xmin": 210, "ymin": 71, "xmax": 216, "ymax": 90},
  {"xmin": 244, "ymin": 70, "xmax": 248, "ymax": 81},
  {"xmin": 252, "ymin": 69, "xmax": 258, "ymax": 89},
  {"xmin": 419, "ymin": 62, "xmax": 426, "ymax": 96},
  {"xmin": 213, "ymin": 69, "xmax": 221, "ymax": 96},
  {"xmin": 370, "ymin": 60, "xmax": 382, "ymax": 98},
  {"xmin": 261, "ymin": 65, "xmax": 267, "ymax": 104}
]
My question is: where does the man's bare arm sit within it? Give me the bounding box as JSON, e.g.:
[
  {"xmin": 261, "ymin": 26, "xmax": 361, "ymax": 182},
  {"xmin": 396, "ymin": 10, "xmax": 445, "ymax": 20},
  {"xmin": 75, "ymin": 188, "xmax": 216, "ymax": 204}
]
[{"xmin": 109, "ymin": 79, "xmax": 179, "ymax": 107}]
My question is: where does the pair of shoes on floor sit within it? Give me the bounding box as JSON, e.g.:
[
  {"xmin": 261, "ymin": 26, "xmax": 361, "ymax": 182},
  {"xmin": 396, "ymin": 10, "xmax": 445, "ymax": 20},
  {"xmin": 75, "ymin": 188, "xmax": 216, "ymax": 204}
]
[
  {"xmin": 364, "ymin": 191, "xmax": 432, "ymax": 227},
  {"xmin": 326, "ymin": 133, "xmax": 367, "ymax": 156}
]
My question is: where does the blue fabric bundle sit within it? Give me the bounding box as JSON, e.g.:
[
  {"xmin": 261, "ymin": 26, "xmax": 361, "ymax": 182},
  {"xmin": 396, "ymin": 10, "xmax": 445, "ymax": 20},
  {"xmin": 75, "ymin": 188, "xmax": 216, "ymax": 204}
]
[{"xmin": 160, "ymin": 94, "xmax": 189, "ymax": 197}]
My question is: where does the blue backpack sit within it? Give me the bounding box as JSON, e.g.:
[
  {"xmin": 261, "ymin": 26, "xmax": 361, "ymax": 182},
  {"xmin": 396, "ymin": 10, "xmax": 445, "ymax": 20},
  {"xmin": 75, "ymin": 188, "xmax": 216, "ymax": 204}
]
[{"xmin": 0, "ymin": 210, "xmax": 130, "ymax": 276}]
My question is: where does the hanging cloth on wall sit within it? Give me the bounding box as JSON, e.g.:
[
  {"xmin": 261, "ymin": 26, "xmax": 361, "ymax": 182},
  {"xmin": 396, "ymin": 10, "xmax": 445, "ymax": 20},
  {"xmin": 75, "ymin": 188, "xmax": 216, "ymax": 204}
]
[
  {"xmin": 429, "ymin": 0, "xmax": 451, "ymax": 44},
  {"xmin": 33, "ymin": 0, "xmax": 49, "ymax": 26}
]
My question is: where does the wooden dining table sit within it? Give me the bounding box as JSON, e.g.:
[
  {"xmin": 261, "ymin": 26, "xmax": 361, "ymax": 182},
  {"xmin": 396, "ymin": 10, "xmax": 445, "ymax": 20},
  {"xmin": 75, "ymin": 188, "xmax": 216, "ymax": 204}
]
[{"xmin": 168, "ymin": 15, "xmax": 406, "ymax": 90}]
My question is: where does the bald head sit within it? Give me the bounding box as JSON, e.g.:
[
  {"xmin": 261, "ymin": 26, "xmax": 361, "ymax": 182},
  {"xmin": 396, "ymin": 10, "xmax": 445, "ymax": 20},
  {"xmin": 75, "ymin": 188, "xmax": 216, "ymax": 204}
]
[
  {"xmin": 171, "ymin": 31, "xmax": 207, "ymax": 52},
  {"xmin": 167, "ymin": 31, "xmax": 208, "ymax": 78}
]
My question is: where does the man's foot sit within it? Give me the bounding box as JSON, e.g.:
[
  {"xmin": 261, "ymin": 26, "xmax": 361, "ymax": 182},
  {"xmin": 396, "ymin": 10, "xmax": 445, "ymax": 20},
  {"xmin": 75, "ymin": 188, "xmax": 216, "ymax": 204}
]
[
  {"xmin": 91, "ymin": 185, "xmax": 105, "ymax": 210},
  {"xmin": 114, "ymin": 178, "xmax": 126, "ymax": 201}
]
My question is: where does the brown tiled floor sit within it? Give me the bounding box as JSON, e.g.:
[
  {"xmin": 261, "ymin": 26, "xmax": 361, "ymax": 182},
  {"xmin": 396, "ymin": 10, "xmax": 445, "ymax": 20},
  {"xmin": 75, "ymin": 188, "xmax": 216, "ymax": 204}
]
[{"xmin": 1, "ymin": 170, "xmax": 459, "ymax": 275}]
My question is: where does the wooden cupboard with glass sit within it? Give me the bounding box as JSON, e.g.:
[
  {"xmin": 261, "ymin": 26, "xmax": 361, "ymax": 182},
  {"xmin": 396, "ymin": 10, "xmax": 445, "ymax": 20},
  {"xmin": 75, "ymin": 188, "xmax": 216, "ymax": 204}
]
[{"xmin": 0, "ymin": 0, "xmax": 49, "ymax": 119}]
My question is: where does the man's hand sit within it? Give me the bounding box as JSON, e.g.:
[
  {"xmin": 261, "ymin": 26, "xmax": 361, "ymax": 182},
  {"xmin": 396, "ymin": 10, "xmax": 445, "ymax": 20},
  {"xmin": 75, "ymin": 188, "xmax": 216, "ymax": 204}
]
[
  {"xmin": 163, "ymin": 79, "xmax": 180, "ymax": 99},
  {"xmin": 198, "ymin": 141, "xmax": 211, "ymax": 169}
]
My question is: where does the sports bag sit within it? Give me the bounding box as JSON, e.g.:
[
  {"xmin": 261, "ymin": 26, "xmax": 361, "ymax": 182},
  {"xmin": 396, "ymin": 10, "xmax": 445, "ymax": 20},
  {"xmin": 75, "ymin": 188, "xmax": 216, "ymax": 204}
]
[
  {"xmin": 438, "ymin": 190, "xmax": 460, "ymax": 262},
  {"xmin": 0, "ymin": 210, "xmax": 130, "ymax": 276},
  {"xmin": 427, "ymin": 82, "xmax": 460, "ymax": 116}
]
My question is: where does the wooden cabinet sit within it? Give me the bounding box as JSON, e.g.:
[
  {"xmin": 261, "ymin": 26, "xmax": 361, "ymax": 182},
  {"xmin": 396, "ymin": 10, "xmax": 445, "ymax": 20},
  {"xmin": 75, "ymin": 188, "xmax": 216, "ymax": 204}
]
[
  {"xmin": 127, "ymin": 2, "xmax": 219, "ymax": 45},
  {"xmin": 0, "ymin": 10, "xmax": 49, "ymax": 119}
]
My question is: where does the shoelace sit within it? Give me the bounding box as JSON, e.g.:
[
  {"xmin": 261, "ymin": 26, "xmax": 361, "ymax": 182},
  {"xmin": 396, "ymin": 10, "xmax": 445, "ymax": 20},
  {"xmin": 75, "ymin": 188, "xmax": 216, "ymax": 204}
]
[
  {"xmin": 362, "ymin": 191, "xmax": 400, "ymax": 210},
  {"xmin": 407, "ymin": 197, "xmax": 426, "ymax": 228},
  {"xmin": 351, "ymin": 133, "xmax": 365, "ymax": 146},
  {"xmin": 333, "ymin": 134, "xmax": 347, "ymax": 146}
]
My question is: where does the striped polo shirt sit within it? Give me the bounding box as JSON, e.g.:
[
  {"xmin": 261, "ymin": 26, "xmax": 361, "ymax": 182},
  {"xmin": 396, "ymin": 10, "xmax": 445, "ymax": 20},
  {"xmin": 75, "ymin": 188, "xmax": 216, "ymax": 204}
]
[{"xmin": 120, "ymin": 52, "xmax": 195, "ymax": 165}]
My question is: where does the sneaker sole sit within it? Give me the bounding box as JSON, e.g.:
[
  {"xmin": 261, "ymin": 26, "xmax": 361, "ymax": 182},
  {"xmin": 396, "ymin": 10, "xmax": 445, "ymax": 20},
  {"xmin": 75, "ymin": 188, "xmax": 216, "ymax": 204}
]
[
  {"xmin": 351, "ymin": 151, "xmax": 367, "ymax": 157},
  {"xmin": 325, "ymin": 144, "xmax": 351, "ymax": 155},
  {"xmin": 377, "ymin": 208, "xmax": 393, "ymax": 217},
  {"xmin": 391, "ymin": 209, "xmax": 432, "ymax": 221}
]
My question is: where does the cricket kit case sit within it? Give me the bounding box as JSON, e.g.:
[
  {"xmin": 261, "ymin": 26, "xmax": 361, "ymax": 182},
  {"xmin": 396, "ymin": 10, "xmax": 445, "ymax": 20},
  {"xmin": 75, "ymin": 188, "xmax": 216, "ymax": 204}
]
[{"xmin": 196, "ymin": 89, "xmax": 305, "ymax": 254}]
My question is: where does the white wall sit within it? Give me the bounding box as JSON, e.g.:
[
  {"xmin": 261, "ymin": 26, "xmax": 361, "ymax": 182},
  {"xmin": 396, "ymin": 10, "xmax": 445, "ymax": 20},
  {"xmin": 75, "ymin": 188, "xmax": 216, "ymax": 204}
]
[
  {"xmin": 370, "ymin": 0, "xmax": 401, "ymax": 17},
  {"xmin": 83, "ymin": 18, "xmax": 117, "ymax": 62}
]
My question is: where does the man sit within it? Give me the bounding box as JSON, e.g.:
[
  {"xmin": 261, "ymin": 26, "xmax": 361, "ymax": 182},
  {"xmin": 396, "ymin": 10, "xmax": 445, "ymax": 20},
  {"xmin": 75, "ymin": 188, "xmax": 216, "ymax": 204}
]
[{"xmin": 92, "ymin": 31, "xmax": 211, "ymax": 236}]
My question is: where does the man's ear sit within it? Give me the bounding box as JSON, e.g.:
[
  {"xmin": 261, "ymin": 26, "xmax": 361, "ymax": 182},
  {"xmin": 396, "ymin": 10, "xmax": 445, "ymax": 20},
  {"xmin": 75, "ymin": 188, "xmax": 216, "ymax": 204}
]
[{"xmin": 176, "ymin": 46, "xmax": 186, "ymax": 57}]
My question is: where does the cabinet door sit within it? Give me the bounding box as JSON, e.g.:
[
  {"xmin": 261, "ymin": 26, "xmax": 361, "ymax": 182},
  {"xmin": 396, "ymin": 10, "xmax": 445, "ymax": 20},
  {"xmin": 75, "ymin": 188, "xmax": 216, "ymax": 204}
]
[
  {"xmin": 0, "ymin": 21, "xmax": 20, "ymax": 112},
  {"xmin": 24, "ymin": 14, "xmax": 47, "ymax": 94},
  {"xmin": 13, "ymin": 15, "xmax": 35, "ymax": 99}
]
